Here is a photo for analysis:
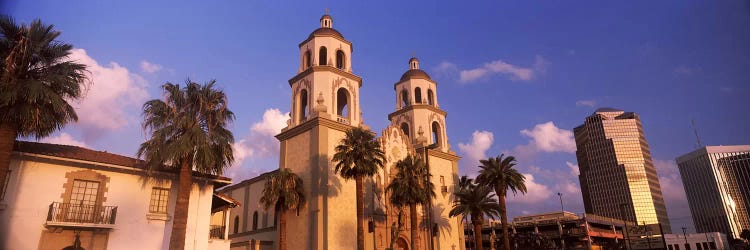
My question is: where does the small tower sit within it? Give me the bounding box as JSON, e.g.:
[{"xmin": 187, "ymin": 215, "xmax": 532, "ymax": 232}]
[{"xmin": 388, "ymin": 57, "xmax": 448, "ymax": 151}]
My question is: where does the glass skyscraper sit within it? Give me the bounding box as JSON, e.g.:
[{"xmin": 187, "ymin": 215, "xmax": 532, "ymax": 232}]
[
  {"xmin": 574, "ymin": 108, "xmax": 671, "ymax": 233},
  {"xmin": 676, "ymin": 145, "xmax": 750, "ymax": 239}
]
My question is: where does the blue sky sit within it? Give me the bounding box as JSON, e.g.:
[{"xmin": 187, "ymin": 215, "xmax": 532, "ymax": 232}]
[{"xmin": 6, "ymin": 1, "xmax": 750, "ymax": 233}]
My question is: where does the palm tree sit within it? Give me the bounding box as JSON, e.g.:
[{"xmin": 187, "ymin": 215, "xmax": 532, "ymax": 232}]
[
  {"xmin": 0, "ymin": 16, "xmax": 88, "ymax": 196},
  {"xmin": 259, "ymin": 168, "xmax": 305, "ymax": 250},
  {"xmin": 332, "ymin": 126, "xmax": 386, "ymax": 250},
  {"xmin": 476, "ymin": 154, "xmax": 527, "ymax": 250},
  {"xmin": 386, "ymin": 155, "xmax": 435, "ymax": 250},
  {"xmin": 457, "ymin": 175, "xmax": 476, "ymax": 193},
  {"xmin": 137, "ymin": 80, "xmax": 234, "ymax": 250},
  {"xmin": 449, "ymin": 184, "xmax": 502, "ymax": 250}
]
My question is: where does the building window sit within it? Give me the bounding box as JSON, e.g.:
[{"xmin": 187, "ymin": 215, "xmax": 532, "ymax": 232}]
[
  {"xmin": 400, "ymin": 122, "xmax": 410, "ymax": 138},
  {"xmin": 71, "ymin": 180, "xmax": 100, "ymax": 206},
  {"xmin": 415, "ymin": 87, "xmax": 422, "ymax": 104},
  {"xmin": 233, "ymin": 216, "xmax": 239, "ymax": 234},
  {"xmin": 427, "ymin": 89, "xmax": 435, "ymax": 106},
  {"xmin": 252, "ymin": 211, "xmax": 258, "ymax": 231},
  {"xmin": 303, "ymin": 50, "xmax": 311, "ymax": 69},
  {"xmin": 431, "ymin": 121, "xmax": 441, "ymax": 146},
  {"xmin": 401, "ymin": 89, "xmax": 409, "ymax": 107},
  {"xmin": 336, "ymin": 88, "xmax": 350, "ymax": 118},
  {"xmin": 319, "ymin": 47, "xmax": 328, "ymax": 66},
  {"xmin": 336, "ymin": 50, "xmax": 345, "ymax": 69},
  {"xmin": 299, "ymin": 89, "xmax": 308, "ymax": 122},
  {"xmin": 149, "ymin": 187, "xmax": 169, "ymax": 214}
]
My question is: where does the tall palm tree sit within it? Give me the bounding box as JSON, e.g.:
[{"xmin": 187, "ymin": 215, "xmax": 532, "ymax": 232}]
[
  {"xmin": 137, "ymin": 80, "xmax": 234, "ymax": 250},
  {"xmin": 332, "ymin": 126, "xmax": 385, "ymax": 250},
  {"xmin": 386, "ymin": 155, "xmax": 435, "ymax": 250},
  {"xmin": 0, "ymin": 16, "xmax": 88, "ymax": 196},
  {"xmin": 476, "ymin": 154, "xmax": 527, "ymax": 250},
  {"xmin": 449, "ymin": 184, "xmax": 502, "ymax": 250},
  {"xmin": 259, "ymin": 168, "xmax": 305, "ymax": 250}
]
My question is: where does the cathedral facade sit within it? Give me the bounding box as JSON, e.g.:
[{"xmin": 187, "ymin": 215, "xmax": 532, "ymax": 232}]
[{"xmin": 221, "ymin": 14, "xmax": 465, "ymax": 250}]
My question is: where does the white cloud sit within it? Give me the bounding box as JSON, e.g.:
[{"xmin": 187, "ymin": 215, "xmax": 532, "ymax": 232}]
[
  {"xmin": 68, "ymin": 49, "xmax": 149, "ymax": 140},
  {"xmin": 520, "ymin": 121, "xmax": 576, "ymax": 153},
  {"xmin": 458, "ymin": 130, "xmax": 494, "ymax": 170},
  {"xmin": 459, "ymin": 55, "xmax": 547, "ymax": 83},
  {"xmin": 40, "ymin": 133, "xmax": 88, "ymax": 148},
  {"xmin": 250, "ymin": 109, "xmax": 289, "ymax": 137},
  {"xmin": 140, "ymin": 60, "xmax": 163, "ymax": 73},
  {"xmin": 566, "ymin": 161, "xmax": 580, "ymax": 176},
  {"xmin": 231, "ymin": 108, "xmax": 290, "ymax": 167},
  {"xmin": 575, "ymin": 100, "xmax": 596, "ymax": 107},
  {"xmin": 506, "ymin": 173, "xmax": 552, "ymax": 203}
]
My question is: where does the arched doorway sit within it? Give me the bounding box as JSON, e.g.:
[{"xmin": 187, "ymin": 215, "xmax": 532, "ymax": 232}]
[{"xmin": 396, "ymin": 237, "xmax": 409, "ymax": 250}]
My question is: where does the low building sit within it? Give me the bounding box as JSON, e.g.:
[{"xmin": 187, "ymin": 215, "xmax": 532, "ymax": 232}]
[
  {"xmin": 0, "ymin": 141, "xmax": 235, "ymax": 250},
  {"xmin": 464, "ymin": 211, "xmax": 631, "ymax": 250},
  {"xmin": 664, "ymin": 232, "xmax": 729, "ymax": 250}
]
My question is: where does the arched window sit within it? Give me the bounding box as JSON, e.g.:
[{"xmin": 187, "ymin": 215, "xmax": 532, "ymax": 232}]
[
  {"xmin": 299, "ymin": 89, "xmax": 308, "ymax": 122},
  {"xmin": 400, "ymin": 123, "xmax": 410, "ymax": 138},
  {"xmin": 431, "ymin": 121, "xmax": 441, "ymax": 146},
  {"xmin": 252, "ymin": 211, "xmax": 258, "ymax": 231},
  {"xmin": 336, "ymin": 50, "xmax": 345, "ymax": 70},
  {"xmin": 319, "ymin": 47, "xmax": 328, "ymax": 66},
  {"xmin": 233, "ymin": 216, "xmax": 239, "ymax": 234},
  {"xmin": 427, "ymin": 89, "xmax": 435, "ymax": 106},
  {"xmin": 303, "ymin": 50, "xmax": 311, "ymax": 69},
  {"xmin": 414, "ymin": 87, "xmax": 422, "ymax": 104},
  {"xmin": 401, "ymin": 89, "xmax": 409, "ymax": 108},
  {"xmin": 337, "ymin": 88, "xmax": 350, "ymax": 118}
]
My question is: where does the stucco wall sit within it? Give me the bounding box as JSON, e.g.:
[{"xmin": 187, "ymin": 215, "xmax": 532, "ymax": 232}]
[{"xmin": 0, "ymin": 154, "xmax": 217, "ymax": 250}]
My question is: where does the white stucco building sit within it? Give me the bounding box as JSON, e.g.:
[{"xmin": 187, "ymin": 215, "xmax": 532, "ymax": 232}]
[
  {"xmin": 0, "ymin": 141, "xmax": 237, "ymax": 250},
  {"xmin": 221, "ymin": 13, "xmax": 465, "ymax": 250}
]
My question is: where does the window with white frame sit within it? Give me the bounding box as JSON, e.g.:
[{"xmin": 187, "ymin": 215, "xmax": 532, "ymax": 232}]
[{"xmin": 149, "ymin": 187, "xmax": 169, "ymax": 214}]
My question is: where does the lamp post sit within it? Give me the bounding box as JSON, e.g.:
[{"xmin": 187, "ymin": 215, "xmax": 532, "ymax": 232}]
[
  {"xmin": 682, "ymin": 227, "xmax": 689, "ymax": 248},
  {"xmin": 557, "ymin": 192, "xmax": 565, "ymax": 250},
  {"xmin": 618, "ymin": 203, "xmax": 631, "ymax": 250}
]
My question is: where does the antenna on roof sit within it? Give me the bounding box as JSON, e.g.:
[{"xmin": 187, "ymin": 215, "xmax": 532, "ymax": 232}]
[{"xmin": 691, "ymin": 118, "xmax": 702, "ymax": 149}]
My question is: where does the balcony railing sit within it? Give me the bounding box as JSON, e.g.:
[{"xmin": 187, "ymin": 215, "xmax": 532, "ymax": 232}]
[
  {"xmin": 46, "ymin": 202, "xmax": 117, "ymax": 227},
  {"xmin": 209, "ymin": 225, "xmax": 226, "ymax": 239},
  {"xmin": 336, "ymin": 116, "xmax": 350, "ymax": 125}
]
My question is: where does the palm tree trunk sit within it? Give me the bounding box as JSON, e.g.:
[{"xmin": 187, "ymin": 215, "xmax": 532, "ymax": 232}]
[
  {"xmin": 498, "ymin": 190, "xmax": 510, "ymax": 250},
  {"xmin": 279, "ymin": 210, "xmax": 286, "ymax": 250},
  {"xmin": 169, "ymin": 160, "xmax": 192, "ymax": 250},
  {"xmin": 0, "ymin": 122, "xmax": 18, "ymax": 201},
  {"xmin": 356, "ymin": 176, "xmax": 365, "ymax": 250},
  {"xmin": 410, "ymin": 203, "xmax": 420, "ymax": 250},
  {"xmin": 472, "ymin": 215, "xmax": 484, "ymax": 250}
]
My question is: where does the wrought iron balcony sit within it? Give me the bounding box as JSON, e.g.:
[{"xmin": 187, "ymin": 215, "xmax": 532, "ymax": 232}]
[
  {"xmin": 46, "ymin": 202, "xmax": 117, "ymax": 229},
  {"xmin": 209, "ymin": 225, "xmax": 226, "ymax": 239}
]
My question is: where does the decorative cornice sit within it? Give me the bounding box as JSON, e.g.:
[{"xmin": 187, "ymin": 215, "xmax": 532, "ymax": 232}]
[
  {"xmin": 387, "ymin": 104, "xmax": 447, "ymax": 120},
  {"xmin": 298, "ymin": 31, "xmax": 352, "ymax": 48},
  {"xmin": 427, "ymin": 148, "xmax": 461, "ymax": 162},
  {"xmin": 288, "ymin": 66, "xmax": 362, "ymax": 87},
  {"xmin": 275, "ymin": 116, "xmax": 353, "ymax": 141},
  {"xmin": 393, "ymin": 77, "xmax": 437, "ymax": 90}
]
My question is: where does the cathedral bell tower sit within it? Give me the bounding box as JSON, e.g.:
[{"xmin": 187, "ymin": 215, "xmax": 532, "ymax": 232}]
[
  {"xmin": 388, "ymin": 57, "xmax": 449, "ymax": 151},
  {"xmin": 275, "ymin": 13, "xmax": 366, "ymax": 250}
]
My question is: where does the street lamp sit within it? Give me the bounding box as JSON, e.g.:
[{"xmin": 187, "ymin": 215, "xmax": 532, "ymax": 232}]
[{"xmin": 557, "ymin": 192, "xmax": 565, "ymax": 250}]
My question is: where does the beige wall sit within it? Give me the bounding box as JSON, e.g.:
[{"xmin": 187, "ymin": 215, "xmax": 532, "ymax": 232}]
[{"xmin": 0, "ymin": 154, "xmax": 218, "ymax": 250}]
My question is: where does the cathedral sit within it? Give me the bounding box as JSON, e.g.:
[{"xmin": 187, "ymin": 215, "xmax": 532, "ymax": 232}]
[{"xmin": 221, "ymin": 14, "xmax": 465, "ymax": 250}]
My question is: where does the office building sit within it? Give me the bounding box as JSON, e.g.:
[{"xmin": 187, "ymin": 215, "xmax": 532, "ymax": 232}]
[
  {"xmin": 676, "ymin": 145, "xmax": 750, "ymax": 239},
  {"xmin": 574, "ymin": 108, "xmax": 671, "ymax": 232}
]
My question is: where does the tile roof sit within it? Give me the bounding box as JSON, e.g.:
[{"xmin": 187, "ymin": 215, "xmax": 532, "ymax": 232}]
[
  {"xmin": 14, "ymin": 140, "xmax": 145, "ymax": 168},
  {"xmin": 14, "ymin": 140, "xmax": 230, "ymax": 182}
]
